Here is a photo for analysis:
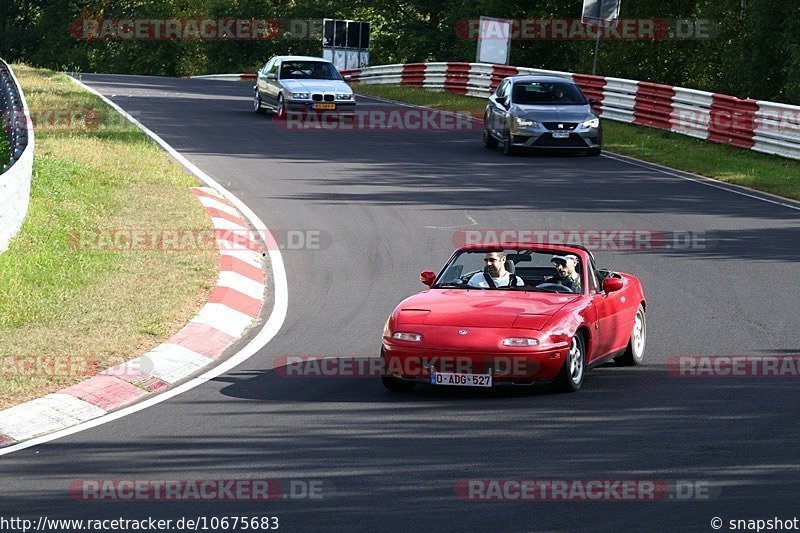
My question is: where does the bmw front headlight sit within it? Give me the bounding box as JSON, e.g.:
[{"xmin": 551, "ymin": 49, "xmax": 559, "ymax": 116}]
[
  {"xmin": 336, "ymin": 93, "xmax": 353, "ymax": 100},
  {"xmin": 581, "ymin": 117, "xmax": 600, "ymax": 129},
  {"xmin": 290, "ymin": 92, "xmax": 310, "ymax": 100},
  {"xmin": 515, "ymin": 117, "xmax": 539, "ymax": 128}
]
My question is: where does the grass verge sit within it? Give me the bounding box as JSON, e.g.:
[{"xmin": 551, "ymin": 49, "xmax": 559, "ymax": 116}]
[
  {"xmin": 355, "ymin": 83, "xmax": 800, "ymax": 201},
  {"xmin": 0, "ymin": 66, "xmax": 218, "ymax": 409}
]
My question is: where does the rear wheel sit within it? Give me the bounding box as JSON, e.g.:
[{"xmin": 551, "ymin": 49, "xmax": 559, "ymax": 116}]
[
  {"xmin": 615, "ymin": 305, "xmax": 646, "ymax": 366},
  {"xmin": 555, "ymin": 333, "xmax": 585, "ymax": 392}
]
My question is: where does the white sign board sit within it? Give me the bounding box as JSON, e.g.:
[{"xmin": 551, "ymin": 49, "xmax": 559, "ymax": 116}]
[
  {"xmin": 476, "ymin": 17, "xmax": 511, "ymax": 65},
  {"xmin": 581, "ymin": 0, "xmax": 622, "ymax": 27}
]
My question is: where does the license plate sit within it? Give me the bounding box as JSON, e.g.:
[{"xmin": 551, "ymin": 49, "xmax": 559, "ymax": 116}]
[
  {"xmin": 552, "ymin": 131, "xmax": 570, "ymax": 139},
  {"xmin": 430, "ymin": 372, "xmax": 492, "ymax": 387},
  {"xmin": 314, "ymin": 103, "xmax": 336, "ymax": 110}
]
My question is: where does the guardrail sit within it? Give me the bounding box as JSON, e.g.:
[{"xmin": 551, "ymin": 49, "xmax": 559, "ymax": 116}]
[
  {"xmin": 0, "ymin": 58, "xmax": 34, "ymax": 253},
  {"xmin": 342, "ymin": 62, "xmax": 800, "ymax": 161}
]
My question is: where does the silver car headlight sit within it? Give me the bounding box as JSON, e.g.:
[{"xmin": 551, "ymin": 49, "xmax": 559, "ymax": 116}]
[
  {"xmin": 336, "ymin": 93, "xmax": 353, "ymax": 100},
  {"xmin": 581, "ymin": 117, "xmax": 600, "ymax": 129},
  {"xmin": 289, "ymin": 92, "xmax": 309, "ymax": 100},
  {"xmin": 515, "ymin": 117, "xmax": 539, "ymax": 128}
]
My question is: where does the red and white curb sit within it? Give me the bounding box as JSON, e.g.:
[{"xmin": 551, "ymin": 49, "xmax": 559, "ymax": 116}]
[
  {"xmin": 0, "ymin": 186, "xmax": 267, "ymax": 445},
  {"xmin": 0, "ymin": 76, "xmax": 288, "ymax": 456}
]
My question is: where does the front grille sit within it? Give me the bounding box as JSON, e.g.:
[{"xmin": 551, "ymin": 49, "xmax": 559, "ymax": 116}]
[
  {"xmin": 324, "ymin": 94, "xmax": 335, "ymax": 102},
  {"xmin": 542, "ymin": 122, "xmax": 578, "ymax": 130},
  {"xmin": 312, "ymin": 94, "xmax": 322, "ymax": 101},
  {"xmin": 532, "ymin": 133, "xmax": 589, "ymax": 148}
]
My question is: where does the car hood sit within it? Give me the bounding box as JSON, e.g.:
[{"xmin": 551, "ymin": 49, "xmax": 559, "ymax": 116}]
[
  {"xmin": 281, "ymin": 79, "xmax": 351, "ymax": 93},
  {"xmin": 510, "ymin": 104, "xmax": 593, "ymax": 122},
  {"xmin": 395, "ymin": 290, "xmax": 578, "ymax": 329}
]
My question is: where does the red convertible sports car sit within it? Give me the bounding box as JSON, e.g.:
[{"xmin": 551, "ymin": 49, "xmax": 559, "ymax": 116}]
[{"xmin": 381, "ymin": 243, "xmax": 646, "ymax": 393}]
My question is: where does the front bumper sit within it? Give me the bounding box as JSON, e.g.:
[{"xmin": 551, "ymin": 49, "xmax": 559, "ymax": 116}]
[
  {"xmin": 509, "ymin": 124, "xmax": 601, "ymax": 150},
  {"xmin": 285, "ymin": 100, "xmax": 356, "ymax": 116},
  {"xmin": 381, "ymin": 343, "xmax": 568, "ymax": 386}
]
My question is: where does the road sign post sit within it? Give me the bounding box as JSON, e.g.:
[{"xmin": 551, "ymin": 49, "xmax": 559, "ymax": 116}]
[{"xmin": 581, "ymin": 0, "xmax": 622, "ymax": 75}]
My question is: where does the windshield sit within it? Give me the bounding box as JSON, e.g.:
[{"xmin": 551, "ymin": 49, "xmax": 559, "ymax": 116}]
[
  {"xmin": 512, "ymin": 82, "xmax": 587, "ymax": 105},
  {"xmin": 433, "ymin": 249, "xmax": 584, "ymax": 293},
  {"xmin": 279, "ymin": 61, "xmax": 342, "ymax": 80}
]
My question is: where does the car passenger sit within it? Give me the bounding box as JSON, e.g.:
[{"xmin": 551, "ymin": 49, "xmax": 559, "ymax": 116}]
[
  {"xmin": 544, "ymin": 255, "xmax": 582, "ymax": 293},
  {"xmin": 467, "ymin": 251, "xmax": 525, "ymax": 288}
]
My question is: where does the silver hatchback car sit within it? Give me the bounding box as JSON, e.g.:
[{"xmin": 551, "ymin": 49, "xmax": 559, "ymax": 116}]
[
  {"xmin": 483, "ymin": 75, "xmax": 602, "ymax": 156},
  {"xmin": 253, "ymin": 55, "xmax": 356, "ymax": 118}
]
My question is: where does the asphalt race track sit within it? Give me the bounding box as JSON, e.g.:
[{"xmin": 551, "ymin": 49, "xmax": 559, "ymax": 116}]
[{"xmin": 1, "ymin": 74, "xmax": 799, "ymax": 532}]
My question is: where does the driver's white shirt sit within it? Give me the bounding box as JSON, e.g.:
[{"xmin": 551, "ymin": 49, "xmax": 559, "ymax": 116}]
[{"xmin": 467, "ymin": 271, "xmax": 524, "ymax": 288}]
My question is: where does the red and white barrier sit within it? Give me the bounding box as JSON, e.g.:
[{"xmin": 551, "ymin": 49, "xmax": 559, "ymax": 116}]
[{"xmin": 341, "ymin": 62, "xmax": 800, "ymax": 160}]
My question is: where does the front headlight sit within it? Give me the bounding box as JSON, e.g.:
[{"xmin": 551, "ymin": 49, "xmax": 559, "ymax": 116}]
[
  {"xmin": 289, "ymin": 92, "xmax": 309, "ymax": 100},
  {"xmin": 392, "ymin": 332, "xmax": 423, "ymax": 342},
  {"xmin": 581, "ymin": 117, "xmax": 600, "ymax": 128},
  {"xmin": 515, "ymin": 117, "xmax": 538, "ymax": 128},
  {"xmin": 336, "ymin": 93, "xmax": 353, "ymax": 100},
  {"xmin": 502, "ymin": 337, "xmax": 540, "ymax": 347}
]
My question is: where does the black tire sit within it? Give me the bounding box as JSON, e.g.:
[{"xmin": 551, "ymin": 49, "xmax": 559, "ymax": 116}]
[
  {"xmin": 483, "ymin": 128, "xmax": 499, "ymax": 149},
  {"xmin": 253, "ymin": 90, "xmax": 266, "ymax": 114},
  {"xmin": 555, "ymin": 333, "xmax": 586, "ymax": 393},
  {"xmin": 587, "ymin": 147, "xmax": 602, "ymax": 156},
  {"xmin": 615, "ymin": 304, "xmax": 646, "ymax": 366},
  {"xmin": 382, "ymin": 375, "xmax": 415, "ymax": 392},
  {"xmin": 502, "ymin": 129, "xmax": 517, "ymax": 156},
  {"xmin": 273, "ymin": 94, "xmax": 286, "ymax": 121}
]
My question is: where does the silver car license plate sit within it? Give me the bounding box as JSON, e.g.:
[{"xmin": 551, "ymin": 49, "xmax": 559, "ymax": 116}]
[{"xmin": 552, "ymin": 131, "xmax": 570, "ymax": 139}]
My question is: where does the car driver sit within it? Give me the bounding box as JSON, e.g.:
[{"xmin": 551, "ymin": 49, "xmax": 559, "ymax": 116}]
[{"xmin": 467, "ymin": 251, "xmax": 525, "ymax": 288}]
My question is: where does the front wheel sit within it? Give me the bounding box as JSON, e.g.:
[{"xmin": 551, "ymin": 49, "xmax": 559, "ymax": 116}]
[
  {"xmin": 587, "ymin": 147, "xmax": 601, "ymax": 156},
  {"xmin": 555, "ymin": 333, "xmax": 585, "ymax": 392},
  {"xmin": 253, "ymin": 90, "xmax": 266, "ymax": 114},
  {"xmin": 615, "ymin": 305, "xmax": 646, "ymax": 366},
  {"xmin": 273, "ymin": 94, "xmax": 286, "ymax": 121},
  {"xmin": 502, "ymin": 129, "xmax": 517, "ymax": 156},
  {"xmin": 483, "ymin": 128, "xmax": 498, "ymax": 149}
]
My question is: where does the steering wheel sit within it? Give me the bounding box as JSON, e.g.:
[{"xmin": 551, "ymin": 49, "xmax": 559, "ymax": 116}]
[{"xmin": 534, "ymin": 282, "xmax": 576, "ymax": 294}]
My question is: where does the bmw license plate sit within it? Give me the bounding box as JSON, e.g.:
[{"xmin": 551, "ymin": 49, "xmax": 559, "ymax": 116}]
[
  {"xmin": 430, "ymin": 372, "xmax": 492, "ymax": 387},
  {"xmin": 314, "ymin": 103, "xmax": 336, "ymax": 110},
  {"xmin": 552, "ymin": 131, "xmax": 570, "ymax": 139}
]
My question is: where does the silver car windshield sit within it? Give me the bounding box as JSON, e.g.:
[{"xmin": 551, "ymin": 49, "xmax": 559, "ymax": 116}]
[
  {"xmin": 512, "ymin": 82, "xmax": 586, "ymax": 105},
  {"xmin": 280, "ymin": 61, "xmax": 342, "ymax": 80}
]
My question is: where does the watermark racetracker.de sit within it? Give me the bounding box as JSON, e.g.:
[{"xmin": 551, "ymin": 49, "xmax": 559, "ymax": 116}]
[{"xmin": 452, "ymin": 229, "xmax": 711, "ymax": 251}]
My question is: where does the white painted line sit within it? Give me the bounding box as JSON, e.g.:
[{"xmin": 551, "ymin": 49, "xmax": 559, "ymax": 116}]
[
  {"xmin": 142, "ymin": 344, "xmax": 214, "ymax": 384},
  {"xmin": 192, "ymin": 303, "xmax": 255, "ymax": 338},
  {"xmin": 0, "ymin": 76, "xmax": 290, "ymax": 456},
  {"xmin": 196, "ymin": 195, "xmax": 240, "ymax": 217},
  {"xmin": 0, "ymin": 394, "xmax": 106, "ymax": 441},
  {"xmin": 217, "ymin": 270, "xmax": 265, "ymax": 300}
]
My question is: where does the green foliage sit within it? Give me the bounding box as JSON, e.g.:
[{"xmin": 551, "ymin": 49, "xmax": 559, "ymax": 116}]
[{"xmin": 1, "ymin": 0, "xmax": 797, "ymax": 103}]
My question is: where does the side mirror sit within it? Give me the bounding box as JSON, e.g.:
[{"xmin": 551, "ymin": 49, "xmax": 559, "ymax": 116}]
[
  {"xmin": 344, "ymin": 74, "xmax": 352, "ymax": 82},
  {"xmin": 602, "ymin": 277, "xmax": 623, "ymax": 294},
  {"xmin": 266, "ymin": 72, "xmax": 277, "ymax": 80},
  {"xmin": 420, "ymin": 271, "xmax": 436, "ymax": 287},
  {"xmin": 589, "ymin": 98, "xmax": 600, "ymax": 107},
  {"xmin": 496, "ymin": 95, "xmax": 507, "ymax": 106}
]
